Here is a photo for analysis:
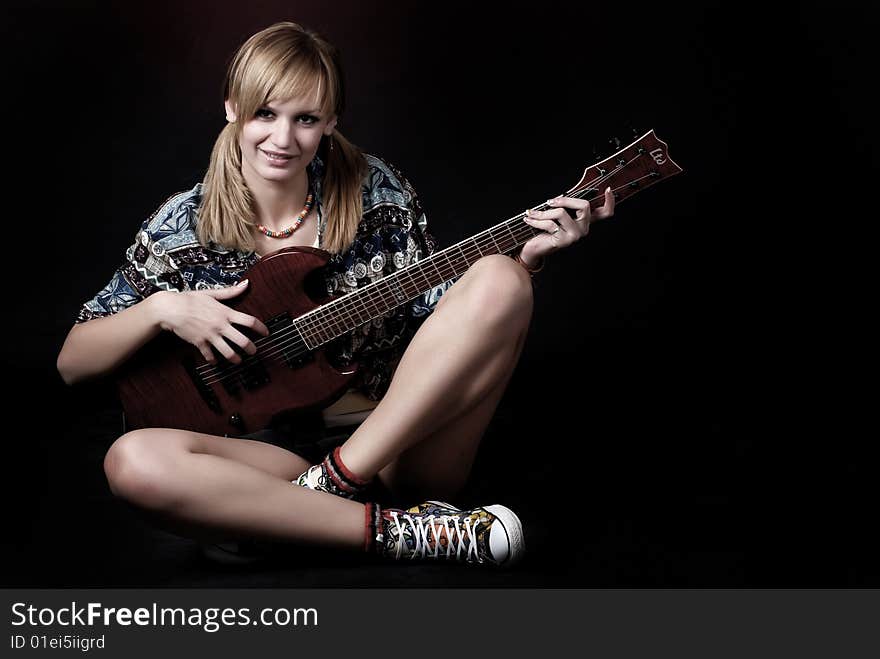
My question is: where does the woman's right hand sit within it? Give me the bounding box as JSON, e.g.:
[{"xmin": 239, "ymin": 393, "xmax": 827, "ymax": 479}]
[{"xmin": 151, "ymin": 280, "xmax": 270, "ymax": 365}]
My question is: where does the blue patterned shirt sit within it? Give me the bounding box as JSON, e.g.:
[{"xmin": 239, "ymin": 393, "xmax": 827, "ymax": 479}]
[{"xmin": 77, "ymin": 154, "xmax": 453, "ymax": 400}]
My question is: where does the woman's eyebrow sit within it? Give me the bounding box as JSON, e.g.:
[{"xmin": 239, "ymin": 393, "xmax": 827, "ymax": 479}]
[{"xmin": 265, "ymin": 102, "xmax": 321, "ymax": 114}]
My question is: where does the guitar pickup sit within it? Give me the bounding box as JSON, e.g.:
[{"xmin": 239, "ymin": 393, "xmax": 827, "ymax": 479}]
[
  {"xmin": 206, "ymin": 336, "xmax": 270, "ymax": 395},
  {"xmin": 266, "ymin": 312, "xmax": 313, "ymax": 370}
]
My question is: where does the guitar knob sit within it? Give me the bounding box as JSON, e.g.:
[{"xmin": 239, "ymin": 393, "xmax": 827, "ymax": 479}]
[{"xmin": 228, "ymin": 413, "xmax": 245, "ymax": 431}]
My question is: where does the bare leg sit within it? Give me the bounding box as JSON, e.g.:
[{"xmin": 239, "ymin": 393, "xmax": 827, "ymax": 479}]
[
  {"xmin": 339, "ymin": 254, "xmax": 533, "ymax": 496},
  {"xmin": 103, "ymin": 430, "xmax": 364, "ymax": 548},
  {"xmin": 378, "ymin": 321, "xmax": 528, "ymax": 501}
]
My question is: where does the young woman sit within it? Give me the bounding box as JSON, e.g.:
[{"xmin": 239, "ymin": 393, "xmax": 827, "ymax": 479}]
[{"xmin": 57, "ymin": 21, "xmax": 613, "ymax": 567}]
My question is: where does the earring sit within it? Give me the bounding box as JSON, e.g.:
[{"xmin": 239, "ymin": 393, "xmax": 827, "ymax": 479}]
[{"xmin": 329, "ymin": 135, "xmax": 335, "ymax": 152}]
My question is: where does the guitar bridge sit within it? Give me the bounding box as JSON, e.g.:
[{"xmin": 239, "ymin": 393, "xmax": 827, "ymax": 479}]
[{"xmin": 184, "ymin": 357, "xmax": 221, "ymax": 412}]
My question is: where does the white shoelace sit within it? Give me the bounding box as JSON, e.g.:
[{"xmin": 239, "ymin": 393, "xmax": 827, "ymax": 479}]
[{"xmin": 388, "ymin": 511, "xmax": 483, "ymax": 563}]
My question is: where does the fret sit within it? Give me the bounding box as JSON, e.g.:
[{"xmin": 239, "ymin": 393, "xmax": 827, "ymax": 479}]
[
  {"xmin": 387, "ymin": 276, "xmax": 409, "ymax": 305},
  {"xmin": 472, "ymin": 239, "xmax": 483, "ymax": 260},
  {"xmin": 399, "ymin": 267, "xmax": 420, "ymax": 298},
  {"xmin": 294, "ymin": 319, "xmax": 317, "ymax": 351},
  {"xmin": 442, "ymin": 250, "xmax": 460, "ymax": 278},
  {"xmin": 477, "ymin": 240, "xmax": 487, "ymax": 259},
  {"xmin": 290, "ymin": 218, "xmax": 539, "ymax": 354},
  {"xmin": 344, "ymin": 299, "xmax": 368, "ymax": 327},
  {"xmin": 473, "ymin": 238, "xmax": 486, "ymax": 258},
  {"xmin": 428, "ymin": 256, "xmax": 446, "ymax": 283},
  {"xmin": 362, "ymin": 281, "xmax": 385, "ymax": 318},
  {"xmin": 441, "ymin": 255, "xmax": 456, "ymax": 280},
  {"xmin": 319, "ymin": 312, "xmax": 339, "ymax": 339},
  {"xmin": 376, "ymin": 281, "xmax": 394, "ymax": 313},
  {"xmin": 487, "ymin": 230, "xmax": 502, "ymax": 252},
  {"xmin": 360, "ymin": 282, "xmax": 381, "ymax": 316},
  {"xmin": 303, "ymin": 217, "xmax": 555, "ymax": 348},
  {"xmin": 412, "ymin": 262, "xmax": 432, "ymax": 291},
  {"xmin": 305, "ymin": 217, "xmax": 538, "ymax": 348},
  {"xmin": 300, "ymin": 318, "xmax": 316, "ymax": 346},
  {"xmin": 323, "ymin": 309, "xmax": 346, "ymax": 336},
  {"xmin": 314, "ymin": 321, "xmax": 330, "ymax": 345},
  {"xmin": 502, "ymin": 222, "xmax": 518, "ymax": 248},
  {"xmin": 362, "ymin": 284, "xmax": 383, "ymax": 318}
]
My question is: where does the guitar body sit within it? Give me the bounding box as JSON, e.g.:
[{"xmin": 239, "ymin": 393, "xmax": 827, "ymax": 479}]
[{"xmin": 116, "ymin": 247, "xmax": 357, "ymax": 436}]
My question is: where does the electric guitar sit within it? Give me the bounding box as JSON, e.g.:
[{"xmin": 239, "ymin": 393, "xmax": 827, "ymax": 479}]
[{"xmin": 117, "ymin": 130, "xmax": 682, "ymax": 435}]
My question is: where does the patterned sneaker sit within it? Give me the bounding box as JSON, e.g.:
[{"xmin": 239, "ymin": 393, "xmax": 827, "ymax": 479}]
[
  {"xmin": 294, "ymin": 447, "xmax": 372, "ymax": 501},
  {"xmin": 370, "ymin": 501, "xmax": 525, "ymax": 567}
]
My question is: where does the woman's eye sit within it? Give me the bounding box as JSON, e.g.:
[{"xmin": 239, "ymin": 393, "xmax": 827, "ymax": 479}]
[{"xmin": 254, "ymin": 109, "xmax": 318, "ymax": 125}]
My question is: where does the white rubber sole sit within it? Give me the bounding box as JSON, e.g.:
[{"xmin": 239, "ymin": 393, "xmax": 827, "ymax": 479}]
[{"xmin": 484, "ymin": 504, "xmax": 526, "ymax": 567}]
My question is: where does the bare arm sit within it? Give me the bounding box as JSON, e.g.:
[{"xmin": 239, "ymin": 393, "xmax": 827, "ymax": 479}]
[
  {"xmin": 57, "ymin": 281, "xmax": 269, "ymax": 386},
  {"xmin": 57, "ymin": 294, "xmax": 167, "ymax": 386}
]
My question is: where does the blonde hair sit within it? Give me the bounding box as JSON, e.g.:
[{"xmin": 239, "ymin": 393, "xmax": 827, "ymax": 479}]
[{"xmin": 199, "ymin": 22, "xmax": 368, "ymax": 254}]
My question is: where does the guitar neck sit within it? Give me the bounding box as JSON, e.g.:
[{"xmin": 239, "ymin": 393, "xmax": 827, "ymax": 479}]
[
  {"xmin": 293, "ymin": 128, "xmax": 682, "ymax": 349},
  {"xmin": 294, "ymin": 213, "xmax": 539, "ymax": 348}
]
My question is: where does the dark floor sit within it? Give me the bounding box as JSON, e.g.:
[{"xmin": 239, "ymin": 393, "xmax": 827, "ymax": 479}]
[{"xmin": 3, "ymin": 346, "xmax": 875, "ymax": 588}]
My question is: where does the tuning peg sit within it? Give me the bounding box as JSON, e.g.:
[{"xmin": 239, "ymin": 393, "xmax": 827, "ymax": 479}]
[{"xmin": 608, "ymin": 136, "xmax": 621, "ymax": 151}]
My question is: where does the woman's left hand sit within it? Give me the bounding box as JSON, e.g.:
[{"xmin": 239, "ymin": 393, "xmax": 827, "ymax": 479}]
[{"xmin": 519, "ymin": 186, "xmax": 615, "ymax": 268}]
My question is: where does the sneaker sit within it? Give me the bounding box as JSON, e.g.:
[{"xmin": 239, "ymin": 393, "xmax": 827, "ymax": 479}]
[
  {"xmin": 377, "ymin": 502, "xmax": 525, "ymax": 567},
  {"xmin": 294, "ymin": 448, "xmax": 371, "ymax": 501},
  {"xmin": 294, "ymin": 463, "xmax": 336, "ymax": 493}
]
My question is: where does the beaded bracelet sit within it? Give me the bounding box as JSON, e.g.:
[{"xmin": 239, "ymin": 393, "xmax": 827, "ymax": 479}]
[{"xmin": 513, "ymin": 252, "xmax": 545, "ymax": 276}]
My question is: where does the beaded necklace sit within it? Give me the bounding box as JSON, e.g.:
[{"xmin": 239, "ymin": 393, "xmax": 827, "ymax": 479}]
[{"xmin": 255, "ymin": 185, "xmax": 315, "ymax": 239}]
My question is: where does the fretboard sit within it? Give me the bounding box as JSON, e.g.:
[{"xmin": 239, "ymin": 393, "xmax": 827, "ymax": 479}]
[
  {"xmin": 293, "ymin": 212, "xmax": 541, "ymax": 348},
  {"xmin": 289, "ymin": 128, "xmax": 682, "ymax": 350}
]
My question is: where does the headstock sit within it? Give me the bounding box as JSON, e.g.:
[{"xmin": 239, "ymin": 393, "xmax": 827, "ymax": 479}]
[{"xmin": 567, "ymin": 130, "xmax": 682, "ymax": 208}]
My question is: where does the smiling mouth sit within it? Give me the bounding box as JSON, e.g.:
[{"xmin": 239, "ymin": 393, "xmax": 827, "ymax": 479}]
[{"xmin": 260, "ymin": 149, "xmax": 295, "ymax": 160}]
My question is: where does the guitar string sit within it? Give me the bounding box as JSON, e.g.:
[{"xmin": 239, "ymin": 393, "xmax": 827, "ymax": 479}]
[
  {"xmin": 197, "ymin": 205, "xmax": 549, "ymax": 382},
  {"xmin": 199, "ymin": 161, "xmax": 626, "ymax": 374},
  {"xmin": 199, "ymin": 164, "xmax": 652, "ymax": 386},
  {"xmin": 286, "ymin": 158, "xmax": 642, "ymax": 344},
  {"xmin": 197, "ymin": 185, "xmax": 597, "ymax": 386},
  {"xmin": 198, "ymin": 168, "xmax": 644, "ymax": 387},
  {"xmin": 289, "ymin": 162, "xmax": 621, "ymax": 340},
  {"xmin": 196, "ymin": 162, "xmax": 628, "ymax": 379},
  {"xmin": 199, "ymin": 168, "xmax": 639, "ymax": 387},
  {"xmin": 200, "ymin": 219, "xmax": 542, "ymax": 386}
]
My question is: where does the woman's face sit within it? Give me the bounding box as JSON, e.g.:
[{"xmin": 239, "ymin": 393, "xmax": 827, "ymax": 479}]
[{"xmin": 226, "ymin": 95, "xmax": 337, "ymax": 188}]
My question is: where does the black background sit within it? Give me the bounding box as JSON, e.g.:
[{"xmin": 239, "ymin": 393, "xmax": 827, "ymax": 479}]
[{"xmin": 1, "ymin": 1, "xmax": 873, "ymax": 586}]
